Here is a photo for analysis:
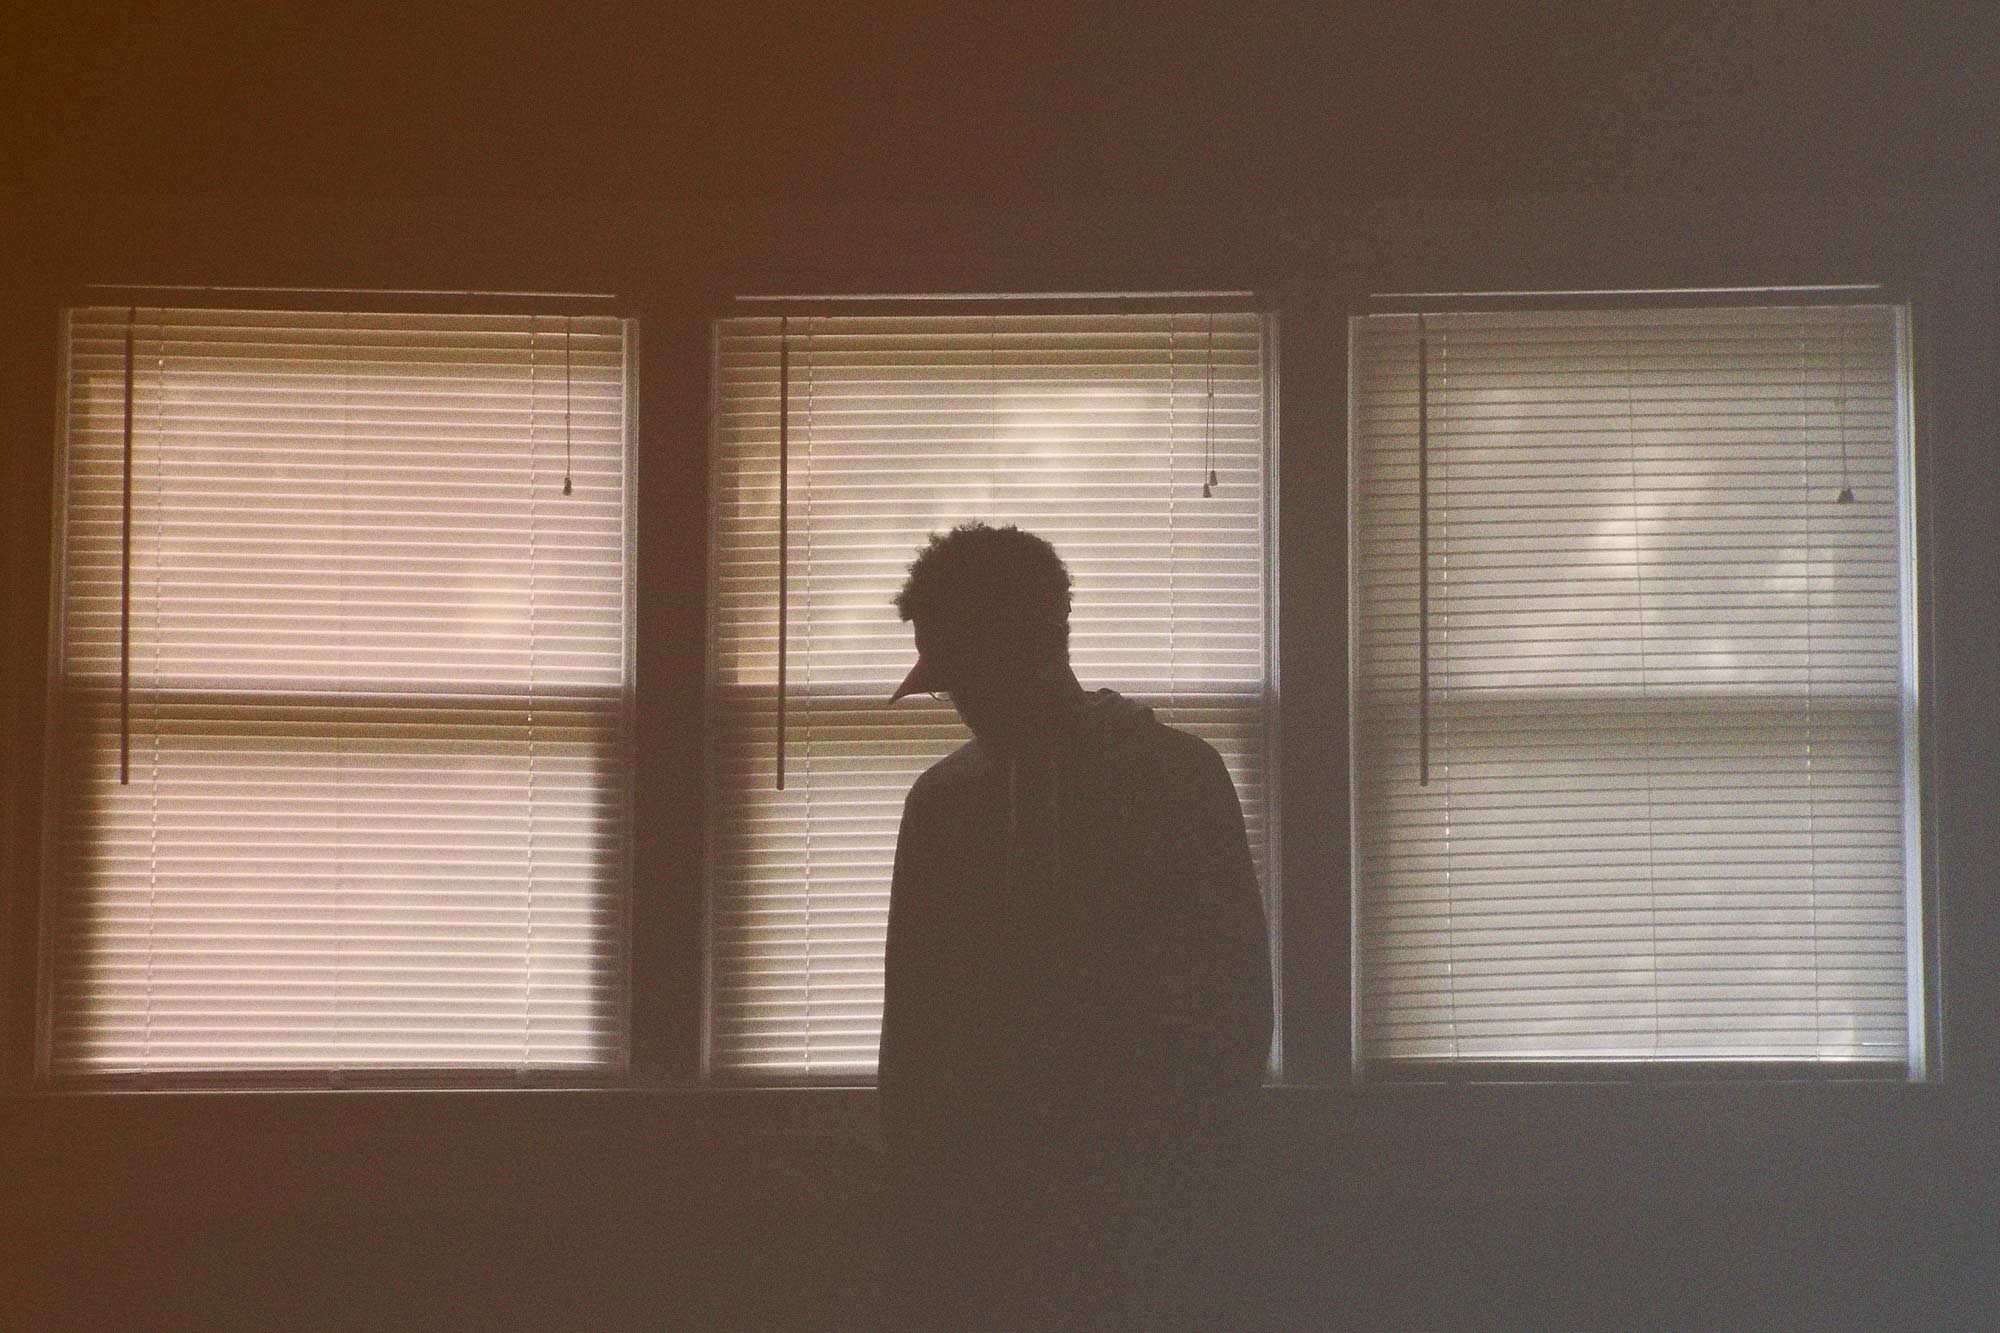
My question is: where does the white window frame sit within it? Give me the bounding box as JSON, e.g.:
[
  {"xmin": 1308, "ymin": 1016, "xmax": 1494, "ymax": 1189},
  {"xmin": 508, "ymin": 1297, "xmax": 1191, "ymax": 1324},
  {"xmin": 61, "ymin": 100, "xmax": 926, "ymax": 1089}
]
[
  {"xmin": 36, "ymin": 292, "xmax": 640, "ymax": 1090},
  {"xmin": 703, "ymin": 295, "xmax": 1284, "ymax": 1085},
  {"xmin": 1346, "ymin": 288, "xmax": 1935, "ymax": 1082}
]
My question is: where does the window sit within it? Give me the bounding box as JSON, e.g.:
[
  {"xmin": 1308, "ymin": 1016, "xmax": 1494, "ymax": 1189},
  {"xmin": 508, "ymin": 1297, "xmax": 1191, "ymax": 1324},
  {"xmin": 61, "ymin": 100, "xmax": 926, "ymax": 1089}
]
[
  {"xmin": 709, "ymin": 307, "xmax": 1277, "ymax": 1079},
  {"xmin": 43, "ymin": 305, "xmax": 633, "ymax": 1080},
  {"xmin": 1350, "ymin": 301, "xmax": 1922, "ymax": 1071}
]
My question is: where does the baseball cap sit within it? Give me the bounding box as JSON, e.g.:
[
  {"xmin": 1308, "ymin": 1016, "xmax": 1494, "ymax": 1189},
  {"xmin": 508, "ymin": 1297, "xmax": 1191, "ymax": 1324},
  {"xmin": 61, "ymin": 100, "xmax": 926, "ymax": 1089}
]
[{"xmin": 888, "ymin": 653, "xmax": 945, "ymax": 703}]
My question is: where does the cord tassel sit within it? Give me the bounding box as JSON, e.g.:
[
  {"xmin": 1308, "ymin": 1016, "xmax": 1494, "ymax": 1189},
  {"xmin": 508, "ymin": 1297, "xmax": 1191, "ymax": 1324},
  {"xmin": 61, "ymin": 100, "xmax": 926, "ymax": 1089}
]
[
  {"xmin": 562, "ymin": 317, "xmax": 574, "ymax": 496},
  {"xmin": 1202, "ymin": 312, "xmax": 1218, "ymax": 497}
]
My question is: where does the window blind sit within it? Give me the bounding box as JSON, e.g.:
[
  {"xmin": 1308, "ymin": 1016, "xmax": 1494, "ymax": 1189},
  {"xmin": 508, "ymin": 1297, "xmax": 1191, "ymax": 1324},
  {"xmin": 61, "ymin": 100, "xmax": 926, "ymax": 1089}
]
[
  {"xmin": 710, "ymin": 311, "xmax": 1275, "ymax": 1079},
  {"xmin": 46, "ymin": 306, "xmax": 632, "ymax": 1078},
  {"xmin": 1351, "ymin": 303, "xmax": 1920, "ymax": 1067}
]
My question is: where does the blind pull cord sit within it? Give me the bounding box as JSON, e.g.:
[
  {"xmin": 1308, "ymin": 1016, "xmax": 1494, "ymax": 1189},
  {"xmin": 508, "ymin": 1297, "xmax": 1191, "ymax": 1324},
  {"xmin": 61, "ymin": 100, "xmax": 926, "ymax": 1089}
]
[
  {"xmin": 1836, "ymin": 314, "xmax": 1855, "ymax": 504},
  {"xmin": 1417, "ymin": 314, "xmax": 1431, "ymax": 787},
  {"xmin": 563, "ymin": 317, "xmax": 574, "ymax": 496},
  {"xmin": 776, "ymin": 316, "xmax": 790, "ymax": 791},
  {"xmin": 119, "ymin": 307, "xmax": 136, "ymax": 785},
  {"xmin": 1203, "ymin": 311, "xmax": 1218, "ymax": 497}
]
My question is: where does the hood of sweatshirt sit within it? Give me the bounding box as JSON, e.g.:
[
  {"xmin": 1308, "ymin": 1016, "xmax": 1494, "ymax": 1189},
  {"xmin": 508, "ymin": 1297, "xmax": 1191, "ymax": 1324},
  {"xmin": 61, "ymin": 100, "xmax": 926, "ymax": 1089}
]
[
  {"xmin": 1070, "ymin": 686, "xmax": 1155, "ymax": 734},
  {"xmin": 999, "ymin": 688, "xmax": 1157, "ymax": 894}
]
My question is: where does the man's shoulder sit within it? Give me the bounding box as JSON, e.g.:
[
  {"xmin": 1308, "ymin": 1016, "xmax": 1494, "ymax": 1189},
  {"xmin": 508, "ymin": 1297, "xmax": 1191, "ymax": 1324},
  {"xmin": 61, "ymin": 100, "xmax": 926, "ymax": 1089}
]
[
  {"xmin": 907, "ymin": 739, "xmax": 986, "ymax": 806},
  {"xmin": 1148, "ymin": 716, "xmax": 1226, "ymax": 765},
  {"xmin": 1102, "ymin": 710, "xmax": 1228, "ymax": 781}
]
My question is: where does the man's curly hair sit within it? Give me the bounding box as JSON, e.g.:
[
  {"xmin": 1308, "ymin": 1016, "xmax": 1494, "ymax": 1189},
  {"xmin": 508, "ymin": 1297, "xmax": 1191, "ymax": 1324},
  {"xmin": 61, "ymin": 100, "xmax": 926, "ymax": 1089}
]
[{"xmin": 894, "ymin": 522, "xmax": 1073, "ymax": 654}]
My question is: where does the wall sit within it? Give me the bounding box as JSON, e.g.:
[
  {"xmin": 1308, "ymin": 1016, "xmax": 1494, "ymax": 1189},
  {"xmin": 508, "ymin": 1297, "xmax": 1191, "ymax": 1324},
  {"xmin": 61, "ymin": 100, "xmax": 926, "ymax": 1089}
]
[{"xmin": 4, "ymin": 5, "xmax": 1998, "ymax": 1328}]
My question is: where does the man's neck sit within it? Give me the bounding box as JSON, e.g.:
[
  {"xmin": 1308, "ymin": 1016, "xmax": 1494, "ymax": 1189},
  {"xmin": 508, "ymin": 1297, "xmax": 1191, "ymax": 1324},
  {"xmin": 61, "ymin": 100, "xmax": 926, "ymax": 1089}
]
[{"xmin": 991, "ymin": 666, "xmax": 1089, "ymax": 755}]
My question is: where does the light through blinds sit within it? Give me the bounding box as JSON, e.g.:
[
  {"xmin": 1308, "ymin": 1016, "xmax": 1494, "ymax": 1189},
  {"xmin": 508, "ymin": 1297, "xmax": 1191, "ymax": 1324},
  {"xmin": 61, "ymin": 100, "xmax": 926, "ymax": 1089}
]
[
  {"xmin": 46, "ymin": 306, "xmax": 633, "ymax": 1078},
  {"xmin": 1350, "ymin": 302, "xmax": 1921, "ymax": 1068},
  {"xmin": 710, "ymin": 310, "xmax": 1275, "ymax": 1079}
]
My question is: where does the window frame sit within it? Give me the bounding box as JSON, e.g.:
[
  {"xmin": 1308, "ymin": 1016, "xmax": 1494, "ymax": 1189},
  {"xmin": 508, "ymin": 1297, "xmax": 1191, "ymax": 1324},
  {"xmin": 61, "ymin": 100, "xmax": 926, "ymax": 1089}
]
[
  {"xmin": 699, "ymin": 291, "xmax": 1287, "ymax": 1087},
  {"xmin": 30, "ymin": 286, "xmax": 645, "ymax": 1092},
  {"xmin": 0, "ymin": 268, "xmax": 1954, "ymax": 1102},
  {"xmin": 1342, "ymin": 285, "xmax": 1942, "ymax": 1086}
]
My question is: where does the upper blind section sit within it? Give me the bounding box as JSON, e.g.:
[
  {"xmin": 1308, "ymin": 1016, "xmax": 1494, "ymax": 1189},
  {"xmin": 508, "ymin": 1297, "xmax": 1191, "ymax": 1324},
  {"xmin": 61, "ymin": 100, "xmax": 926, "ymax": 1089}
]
[
  {"xmin": 712, "ymin": 313, "xmax": 1271, "ymax": 698},
  {"xmin": 47, "ymin": 307, "xmax": 633, "ymax": 1078},
  {"xmin": 58, "ymin": 308, "xmax": 630, "ymax": 699}
]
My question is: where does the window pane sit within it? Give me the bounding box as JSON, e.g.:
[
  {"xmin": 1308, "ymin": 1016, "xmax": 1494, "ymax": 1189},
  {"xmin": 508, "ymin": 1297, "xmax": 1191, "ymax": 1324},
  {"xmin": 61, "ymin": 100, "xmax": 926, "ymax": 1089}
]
[
  {"xmin": 709, "ymin": 312, "xmax": 1276, "ymax": 1079},
  {"xmin": 1350, "ymin": 303, "xmax": 1919, "ymax": 1066},
  {"xmin": 46, "ymin": 307, "xmax": 632, "ymax": 1076}
]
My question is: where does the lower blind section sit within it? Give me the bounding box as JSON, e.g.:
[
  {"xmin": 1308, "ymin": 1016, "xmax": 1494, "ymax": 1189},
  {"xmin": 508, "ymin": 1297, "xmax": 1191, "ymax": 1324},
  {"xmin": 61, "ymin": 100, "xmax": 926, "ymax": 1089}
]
[
  {"xmin": 708, "ymin": 692, "xmax": 1271, "ymax": 1076},
  {"xmin": 1353, "ymin": 694, "xmax": 1909, "ymax": 1061},
  {"xmin": 48, "ymin": 692, "xmax": 627, "ymax": 1073}
]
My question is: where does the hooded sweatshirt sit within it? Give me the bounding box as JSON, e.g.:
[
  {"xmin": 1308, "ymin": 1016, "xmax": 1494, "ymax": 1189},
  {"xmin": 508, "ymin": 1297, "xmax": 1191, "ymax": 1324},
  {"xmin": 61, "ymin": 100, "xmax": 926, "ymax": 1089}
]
[{"xmin": 878, "ymin": 687, "xmax": 1273, "ymax": 1186}]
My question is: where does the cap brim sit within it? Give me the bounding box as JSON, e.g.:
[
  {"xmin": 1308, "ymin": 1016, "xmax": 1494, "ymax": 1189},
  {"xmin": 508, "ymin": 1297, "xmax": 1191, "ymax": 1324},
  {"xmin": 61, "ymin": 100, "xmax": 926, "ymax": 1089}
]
[{"xmin": 889, "ymin": 656, "xmax": 942, "ymax": 703}]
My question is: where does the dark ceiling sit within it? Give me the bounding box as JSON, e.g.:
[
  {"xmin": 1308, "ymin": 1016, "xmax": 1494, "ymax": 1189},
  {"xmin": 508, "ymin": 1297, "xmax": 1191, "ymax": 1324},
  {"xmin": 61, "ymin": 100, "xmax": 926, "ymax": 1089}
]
[{"xmin": 5, "ymin": 1, "xmax": 1997, "ymax": 205}]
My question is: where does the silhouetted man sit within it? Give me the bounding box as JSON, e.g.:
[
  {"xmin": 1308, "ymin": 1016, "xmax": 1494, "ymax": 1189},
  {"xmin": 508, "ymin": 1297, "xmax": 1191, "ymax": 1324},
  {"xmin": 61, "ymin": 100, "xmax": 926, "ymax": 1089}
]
[{"xmin": 877, "ymin": 522, "xmax": 1272, "ymax": 1329}]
